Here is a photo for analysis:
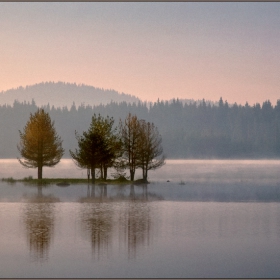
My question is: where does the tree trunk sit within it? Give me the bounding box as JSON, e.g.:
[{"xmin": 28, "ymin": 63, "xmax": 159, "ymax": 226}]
[
  {"xmin": 144, "ymin": 168, "xmax": 148, "ymax": 182},
  {"xmin": 100, "ymin": 164, "xmax": 104, "ymax": 180},
  {"xmin": 104, "ymin": 167, "xmax": 108, "ymax": 180},
  {"xmin": 38, "ymin": 165, "xmax": 43, "ymax": 180},
  {"xmin": 91, "ymin": 166, "xmax": 95, "ymax": 184},
  {"xmin": 130, "ymin": 169, "xmax": 135, "ymax": 181},
  {"xmin": 87, "ymin": 168, "xmax": 90, "ymax": 183}
]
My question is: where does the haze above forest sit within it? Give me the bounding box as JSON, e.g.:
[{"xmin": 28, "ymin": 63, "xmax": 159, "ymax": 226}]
[
  {"xmin": 0, "ymin": 81, "xmax": 216, "ymax": 109},
  {"xmin": 0, "ymin": 82, "xmax": 141, "ymax": 108}
]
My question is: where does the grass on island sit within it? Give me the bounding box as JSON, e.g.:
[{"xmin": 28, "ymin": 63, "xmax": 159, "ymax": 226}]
[{"xmin": 1, "ymin": 175, "xmax": 148, "ymax": 185}]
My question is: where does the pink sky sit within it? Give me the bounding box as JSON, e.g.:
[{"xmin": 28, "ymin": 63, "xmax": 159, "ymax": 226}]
[{"xmin": 1, "ymin": 2, "xmax": 280, "ymax": 105}]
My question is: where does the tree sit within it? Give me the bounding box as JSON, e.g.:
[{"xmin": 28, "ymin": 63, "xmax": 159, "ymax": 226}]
[
  {"xmin": 137, "ymin": 120, "xmax": 165, "ymax": 182},
  {"xmin": 70, "ymin": 114, "xmax": 121, "ymax": 183},
  {"xmin": 70, "ymin": 130, "xmax": 104, "ymax": 184},
  {"xmin": 88, "ymin": 114, "xmax": 121, "ymax": 180},
  {"xmin": 18, "ymin": 108, "xmax": 64, "ymax": 179},
  {"xmin": 119, "ymin": 113, "xmax": 141, "ymax": 181}
]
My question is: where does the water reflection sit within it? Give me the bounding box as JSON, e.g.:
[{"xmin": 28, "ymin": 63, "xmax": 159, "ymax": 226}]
[
  {"xmin": 82, "ymin": 184, "xmax": 109, "ymax": 202},
  {"xmin": 80, "ymin": 202, "xmax": 113, "ymax": 258},
  {"xmin": 21, "ymin": 184, "xmax": 59, "ymax": 262},
  {"xmin": 119, "ymin": 188, "xmax": 151, "ymax": 259},
  {"xmin": 126, "ymin": 203, "xmax": 151, "ymax": 258},
  {"xmin": 79, "ymin": 183, "xmax": 160, "ymax": 203},
  {"xmin": 79, "ymin": 183, "xmax": 153, "ymax": 259},
  {"xmin": 128, "ymin": 184, "xmax": 149, "ymax": 202},
  {"xmin": 22, "ymin": 184, "xmax": 60, "ymax": 203}
]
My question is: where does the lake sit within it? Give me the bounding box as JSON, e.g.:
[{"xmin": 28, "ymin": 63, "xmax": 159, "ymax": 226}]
[{"xmin": 1, "ymin": 159, "xmax": 280, "ymax": 278}]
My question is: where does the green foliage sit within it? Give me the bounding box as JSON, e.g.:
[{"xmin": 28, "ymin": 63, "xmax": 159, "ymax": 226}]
[
  {"xmin": 70, "ymin": 112, "xmax": 165, "ymax": 182},
  {"xmin": 70, "ymin": 114, "xmax": 122, "ymax": 183}
]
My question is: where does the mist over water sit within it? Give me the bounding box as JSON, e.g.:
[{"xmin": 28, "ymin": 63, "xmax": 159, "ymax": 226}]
[
  {"xmin": 2, "ymin": 158, "xmax": 280, "ymax": 183},
  {"xmin": 1, "ymin": 159, "xmax": 280, "ymax": 202},
  {"xmin": 160, "ymin": 159, "xmax": 280, "ymax": 184},
  {"xmin": 1, "ymin": 159, "xmax": 280, "ymax": 277}
]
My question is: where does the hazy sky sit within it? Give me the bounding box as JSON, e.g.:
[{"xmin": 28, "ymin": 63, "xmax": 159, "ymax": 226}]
[{"xmin": 1, "ymin": 2, "xmax": 280, "ymax": 105}]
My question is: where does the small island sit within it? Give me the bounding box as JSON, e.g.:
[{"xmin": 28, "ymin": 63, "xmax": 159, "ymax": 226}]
[
  {"xmin": 15, "ymin": 110, "xmax": 165, "ymax": 185},
  {"xmin": 2, "ymin": 176, "xmax": 149, "ymax": 186}
]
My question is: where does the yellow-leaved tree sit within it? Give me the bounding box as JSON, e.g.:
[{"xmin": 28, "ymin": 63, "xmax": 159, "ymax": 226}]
[{"xmin": 17, "ymin": 108, "xmax": 64, "ymax": 179}]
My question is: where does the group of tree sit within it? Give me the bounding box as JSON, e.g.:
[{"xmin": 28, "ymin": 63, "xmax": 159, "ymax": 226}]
[
  {"xmin": 119, "ymin": 113, "xmax": 165, "ymax": 181},
  {"xmin": 17, "ymin": 109, "xmax": 165, "ymax": 182}
]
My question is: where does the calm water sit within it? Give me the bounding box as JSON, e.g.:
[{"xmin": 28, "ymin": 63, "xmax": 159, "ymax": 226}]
[{"xmin": 1, "ymin": 159, "xmax": 280, "ymax": 278}]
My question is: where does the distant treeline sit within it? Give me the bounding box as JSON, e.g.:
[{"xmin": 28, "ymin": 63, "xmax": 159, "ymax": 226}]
[{"xmin": 1, "ymin": 98, "xmax": 280, "ymax": 158}]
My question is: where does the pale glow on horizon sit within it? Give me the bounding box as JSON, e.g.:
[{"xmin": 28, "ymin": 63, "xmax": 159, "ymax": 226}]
[{"xmin": 1, "ymin": 2, "xmax": 280, "ymax": 106}]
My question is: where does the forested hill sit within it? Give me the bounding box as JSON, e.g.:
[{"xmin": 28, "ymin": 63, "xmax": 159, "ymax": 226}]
[
  {"xmin": 0, "ymin": 82, "xmax": 141, "ymax": 108},
  {"xmin": 1, "ymin": 98, "xmax": 280, "ymax": 159}
]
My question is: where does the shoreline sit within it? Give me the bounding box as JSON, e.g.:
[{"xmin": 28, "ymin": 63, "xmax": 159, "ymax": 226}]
[{"xmin": 1, "ymin": 177, "xmax": 149, "ymax": 185}]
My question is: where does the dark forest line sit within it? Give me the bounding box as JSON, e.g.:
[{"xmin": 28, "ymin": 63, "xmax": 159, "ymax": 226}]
[{"xmin": 1, "ymin": 98, "xmax": 280, "ymax": 159}]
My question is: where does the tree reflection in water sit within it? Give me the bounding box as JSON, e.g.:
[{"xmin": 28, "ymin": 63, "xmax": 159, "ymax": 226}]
[
  {"xmin": 80, "ymin": 202, "xmax": 113, "ymax": 259},
  {"xmin": 83, "ymin": 183, "xmax": 109, "ymax": 202},
  {"xmin": 80, "ymin": 183, "xmax": 153, "ymax": 259},
  {"xmin": 80, "ymin": 183, "xmax": 113, "ymax": 259},
  {"xmin": 119, "ymin": 184, "xmax": 151, "ymax": 259},
  {"xmin": 21, "ymin": 184, "xmax": 59, "ymax": 262}
]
